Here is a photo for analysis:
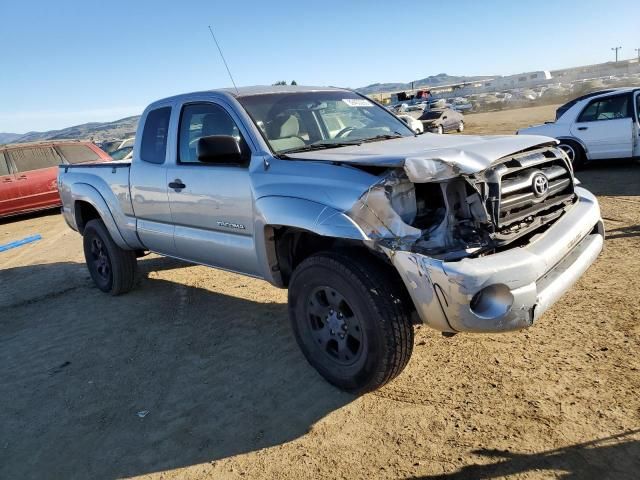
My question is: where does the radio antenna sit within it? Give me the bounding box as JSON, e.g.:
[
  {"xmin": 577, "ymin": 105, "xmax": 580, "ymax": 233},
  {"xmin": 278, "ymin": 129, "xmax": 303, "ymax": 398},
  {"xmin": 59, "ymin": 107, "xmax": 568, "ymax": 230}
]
[{"xmin": 208, "ymin": 25, "xmax": 239, "ymax": 94}]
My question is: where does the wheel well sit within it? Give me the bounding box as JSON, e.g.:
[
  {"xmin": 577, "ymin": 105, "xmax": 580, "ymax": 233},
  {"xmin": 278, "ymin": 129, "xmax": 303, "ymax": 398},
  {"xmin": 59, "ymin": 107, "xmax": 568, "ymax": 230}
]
[
  {"xmin": 557, "ymin": 137, "xmax": 586, "ymax": 155},
  {"xmin": 74, "ymin": 201, "xmax": 101, "ymax": 234},
  {"xmin": 272, "ymin": 227, "xmax": 377, "ymax": 287}
]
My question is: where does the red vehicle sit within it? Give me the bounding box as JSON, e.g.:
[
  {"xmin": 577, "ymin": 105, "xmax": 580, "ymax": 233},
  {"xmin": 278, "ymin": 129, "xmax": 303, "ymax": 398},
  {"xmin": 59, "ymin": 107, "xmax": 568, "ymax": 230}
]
[{"xmin": 0, "ymin": 141, "xmax": 111, "ymax": 218}]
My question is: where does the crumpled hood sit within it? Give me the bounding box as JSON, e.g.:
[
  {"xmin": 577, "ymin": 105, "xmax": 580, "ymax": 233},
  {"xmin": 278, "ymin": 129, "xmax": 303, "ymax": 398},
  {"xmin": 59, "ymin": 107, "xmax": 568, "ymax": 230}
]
[{"xmin": 285, "ymin": 133, "xmax": 557, "ymax": 179}]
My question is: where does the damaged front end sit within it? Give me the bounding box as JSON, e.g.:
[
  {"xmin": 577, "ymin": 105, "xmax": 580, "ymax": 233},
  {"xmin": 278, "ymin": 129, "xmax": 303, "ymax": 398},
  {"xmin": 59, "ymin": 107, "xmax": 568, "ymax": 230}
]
[{"xmin": 345, "ymin": 146, "xmax": 604, "ymax": 333}]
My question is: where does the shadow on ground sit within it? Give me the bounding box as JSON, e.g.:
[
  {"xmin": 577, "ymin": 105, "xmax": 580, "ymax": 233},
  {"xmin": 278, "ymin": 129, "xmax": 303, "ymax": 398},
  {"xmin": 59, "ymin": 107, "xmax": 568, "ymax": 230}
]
[
  {"xmin": 407, "ymin": 430, "xmax": 640, "ymax": 479},
  {"xmin": 0, "ymin": 257, "xmax": 352, "ymax": 479},
  {"xmin": 576, "ymin": 160, "xmax": 640, "ymax": 196}
]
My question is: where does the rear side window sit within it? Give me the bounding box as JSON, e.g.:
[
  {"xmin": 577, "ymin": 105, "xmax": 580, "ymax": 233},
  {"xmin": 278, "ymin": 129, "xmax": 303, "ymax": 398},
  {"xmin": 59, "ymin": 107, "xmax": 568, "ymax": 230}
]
[
  {"xmin": 578, "ymin": 95, "xmax": 630, "ymax": 122},
  {"xmin": 9, "ymin": 147, "xmax": 61, "ymax": 172},
  {"xmin": 0, "ymin": 152, "xmax": 10, "ymax": 176},
  {"xmin": 56, "ymin": 144, "xmax": 101, "ymax": 164},
  {"xmin": 140, "ymin": 107, "xmax": 171, "ymax": 164}
]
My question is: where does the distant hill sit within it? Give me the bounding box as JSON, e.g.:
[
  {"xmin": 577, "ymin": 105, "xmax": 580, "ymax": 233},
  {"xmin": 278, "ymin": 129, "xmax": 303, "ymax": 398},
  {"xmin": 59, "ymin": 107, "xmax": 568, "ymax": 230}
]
[
  {"xmin": 0, "ymin": 132, "xmax": 22, "ymax": 144},
  {"xmin": 356, "ymin": 73, "xmax": 493, "ymax": 95},
  {"xmin": 1, "ymin": 116, "xmax": 140, "ymax": 145}
]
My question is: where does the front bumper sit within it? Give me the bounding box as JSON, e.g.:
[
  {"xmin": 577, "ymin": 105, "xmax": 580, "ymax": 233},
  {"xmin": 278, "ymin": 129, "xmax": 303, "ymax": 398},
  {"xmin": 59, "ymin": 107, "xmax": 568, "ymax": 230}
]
[{"xmin": 386, "ymin": 187, "xmax": 604, "ymax": 333}]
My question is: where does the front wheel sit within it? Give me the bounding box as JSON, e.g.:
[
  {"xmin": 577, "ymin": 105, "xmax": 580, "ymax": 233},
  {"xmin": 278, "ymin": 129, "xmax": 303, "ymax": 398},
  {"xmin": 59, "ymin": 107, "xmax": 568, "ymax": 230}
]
[
  {"xmin": 558, "ymin": 140, "xmax": 586, "ymax": 170},
  {"xmin": 437, "ymin": 125, "xmax": 444, "ymax": 135},
  {"xmin": 288, "ymin": 251, "xmax": 414, "ymax": 393},
  {"xmin": 457, "ymin": 121, "xmax": 465, "ymax": 132},
  {"xmin": 83, "ymin": 219, "xmax": 137, "ymax": 295}
]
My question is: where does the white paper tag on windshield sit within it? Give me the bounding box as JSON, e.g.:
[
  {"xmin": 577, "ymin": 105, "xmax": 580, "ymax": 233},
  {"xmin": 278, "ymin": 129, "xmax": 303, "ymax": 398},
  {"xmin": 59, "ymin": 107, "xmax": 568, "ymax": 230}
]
[{"xmin": 342, "ymin": 98, "xmax": 374, "ymax": 107}]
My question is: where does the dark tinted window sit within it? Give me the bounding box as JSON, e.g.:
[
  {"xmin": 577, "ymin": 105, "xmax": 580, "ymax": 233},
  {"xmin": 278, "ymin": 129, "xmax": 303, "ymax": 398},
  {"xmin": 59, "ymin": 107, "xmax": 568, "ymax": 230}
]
[
  {"xmin": 578, "ymin": 95, "xmax": 630, "ymax": 122},
  {"xmin": 0, "ymin": 152, "xmax": 10, "ymax": 176},
  {"xmin": 178, "ymin": 103, "xmax": 247, "ymax": 164},
  {"xmin": 9, "ymin": 147, "xmax": 61, "ymax": 172},
  {"xmin": 140, "ymin": 107, "xmax": 171, "ymax": 164},
  {"xmin": 56, "ymin": 144, "xmax": 101, "ymax": 164},
  {"xmin": 419, "ymin": 111, "xmax": 443, "ymax": 120}
]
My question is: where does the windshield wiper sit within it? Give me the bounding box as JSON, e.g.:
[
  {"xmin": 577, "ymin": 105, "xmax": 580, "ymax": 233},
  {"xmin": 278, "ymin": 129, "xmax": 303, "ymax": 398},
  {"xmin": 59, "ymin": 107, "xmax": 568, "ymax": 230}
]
[
  {"xmin": 359, "ymin": 132, "xmax": 404, "ymax": 143},
  {"xmin": 278, "ymin": 141, "xmax": 362, "ymax": 155}
]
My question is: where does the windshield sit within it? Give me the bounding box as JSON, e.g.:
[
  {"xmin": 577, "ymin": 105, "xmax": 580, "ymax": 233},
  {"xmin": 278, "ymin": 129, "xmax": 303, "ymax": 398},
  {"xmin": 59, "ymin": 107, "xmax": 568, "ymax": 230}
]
[
  {"xmin": 237, "ymin": 91, "xmax": 414, "ymax": 154},
  {"xmin": 110, "ymin": 146, "xmax": 132, "ymax": 160}
]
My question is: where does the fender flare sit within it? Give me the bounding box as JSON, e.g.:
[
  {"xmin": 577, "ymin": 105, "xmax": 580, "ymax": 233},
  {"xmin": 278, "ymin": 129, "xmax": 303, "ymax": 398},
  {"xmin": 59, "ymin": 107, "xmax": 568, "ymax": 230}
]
[
  {"xmin": 71, "ymin": 183, "xmax": 131, "ymax": 250},
  {"xmin": 253, "ymin": 196, "xmax": 368, "ymax": 284}
]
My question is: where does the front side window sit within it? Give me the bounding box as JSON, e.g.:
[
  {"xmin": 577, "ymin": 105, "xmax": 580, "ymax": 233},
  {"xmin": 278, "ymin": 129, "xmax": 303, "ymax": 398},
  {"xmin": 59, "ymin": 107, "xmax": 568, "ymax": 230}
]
[
  {"xmin": 9, "ymin": 147, "xmax": 60, "ymax": 172},
  {"xmin": 238, "ymin": 91, "xmax": 414, "ymax": 154},
  {"xmin": 636, "ymin": 94, "xmax": 640, "ymax": 122},
  {"xmin": 56, "ymin": 144, "xmax": 101, "ymax": 164},
  {"xmin": 0, "ymin": 152, "xmax": 10, "ymax": 176},
  {"xmin": 578, "ymin": 95, "xmax": 630, "ymax": 122},
  {"xmin": 140, "ymin": 107, "xmax": 171, "ymax": 164},
  {"xmin": 178, "ymin": 103, "xmax": 248, "ymax": 164}
]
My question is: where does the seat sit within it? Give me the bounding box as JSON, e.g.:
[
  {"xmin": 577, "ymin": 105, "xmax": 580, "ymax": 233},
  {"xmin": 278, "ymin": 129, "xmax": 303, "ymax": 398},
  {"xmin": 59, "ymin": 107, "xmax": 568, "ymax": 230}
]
[{"xmin": 267, "ymin": 114, "xmax": 305, "ymax": 152}]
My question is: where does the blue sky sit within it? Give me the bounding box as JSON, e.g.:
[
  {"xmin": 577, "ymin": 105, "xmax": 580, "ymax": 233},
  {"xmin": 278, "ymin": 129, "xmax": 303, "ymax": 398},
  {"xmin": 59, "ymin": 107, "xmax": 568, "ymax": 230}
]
[{"xmin": 0, "ymin": 0, "xmax": 638, "ymax": 133}]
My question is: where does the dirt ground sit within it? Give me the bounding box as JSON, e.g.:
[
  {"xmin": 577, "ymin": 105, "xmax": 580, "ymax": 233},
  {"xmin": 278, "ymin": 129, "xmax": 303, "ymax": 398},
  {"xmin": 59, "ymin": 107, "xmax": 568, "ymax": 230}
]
[{"xmin": 1, "ymin": 104, "xmax": 639, "ymax": 479}]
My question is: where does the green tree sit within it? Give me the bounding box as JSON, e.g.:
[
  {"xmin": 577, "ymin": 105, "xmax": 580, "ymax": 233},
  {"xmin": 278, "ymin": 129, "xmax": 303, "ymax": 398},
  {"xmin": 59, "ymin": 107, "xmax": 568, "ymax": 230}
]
[
  {"xmin": 291, "ymin": 80, "xmax": 297, "ymax": 85},
  {"xmin": 273, "ymin": 80, "xmax": 287, "ymax": 86}
]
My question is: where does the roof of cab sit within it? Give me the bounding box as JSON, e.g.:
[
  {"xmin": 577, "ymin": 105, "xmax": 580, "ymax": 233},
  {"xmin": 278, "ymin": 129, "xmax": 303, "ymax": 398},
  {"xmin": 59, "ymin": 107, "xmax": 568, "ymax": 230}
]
[{"xmin": 147, "ymin": 85, "xmax": 352, "ymax": 108}]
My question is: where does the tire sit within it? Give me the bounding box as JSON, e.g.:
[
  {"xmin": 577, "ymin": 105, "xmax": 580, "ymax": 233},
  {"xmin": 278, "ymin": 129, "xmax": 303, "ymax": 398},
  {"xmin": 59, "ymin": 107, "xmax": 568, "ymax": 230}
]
[
  {"xmin": 288, "ymin": 251, "xmax": 414, "ymax": 393},
  {"xmin": 83, "ymin": 219, "xmax": 137, "ymax": 295},
  {"xmin": 457, "ymin": 121, "xmax": 465, "ymax": 133},
  {"xmin": 437, "ymin": 125, "xmax": 444, "ymax": 135},
  {"xmin": 558, "ymin": 140, "xmax": 586, "ymax": 170}
]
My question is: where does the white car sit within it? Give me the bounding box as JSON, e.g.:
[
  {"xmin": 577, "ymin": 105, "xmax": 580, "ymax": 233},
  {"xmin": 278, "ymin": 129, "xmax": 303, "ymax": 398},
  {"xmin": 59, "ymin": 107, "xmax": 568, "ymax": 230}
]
[
  {"xmin": 518, "ymin": 88, "xmax": 640, "ymax": 168},
  {"xmin": 396, "ymin": 114, "xmax": 424, "ymax": 134}
]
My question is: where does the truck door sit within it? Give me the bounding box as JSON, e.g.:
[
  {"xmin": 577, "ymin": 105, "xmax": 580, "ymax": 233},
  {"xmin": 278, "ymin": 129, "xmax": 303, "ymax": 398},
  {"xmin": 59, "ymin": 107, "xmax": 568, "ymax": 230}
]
[
  {"xmin": 130, "ymin": 106, "xmax": 178, "ymax": 255},
  {"xmin": 0, "ymin": 151, "xmax": 22, "ymax": 216},
  {"xmin": 570, "ymin": 93, "xmax": 634, "ymax": 159},
  {"xmin": 166, "ymin": 102, "xmax": 260, "ymax": 276}
]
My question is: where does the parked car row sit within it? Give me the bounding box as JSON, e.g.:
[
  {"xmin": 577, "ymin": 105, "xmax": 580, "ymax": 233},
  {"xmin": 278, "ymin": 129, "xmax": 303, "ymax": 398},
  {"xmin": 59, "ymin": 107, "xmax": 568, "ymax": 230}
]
[{"xmin": 0, "ymin": 141, "xmax": 111, "ymax": 218}]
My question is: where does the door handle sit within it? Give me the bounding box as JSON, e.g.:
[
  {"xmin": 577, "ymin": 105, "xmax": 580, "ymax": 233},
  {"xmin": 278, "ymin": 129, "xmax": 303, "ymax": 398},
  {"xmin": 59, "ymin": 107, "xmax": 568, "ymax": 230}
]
[
  {"xmin": 2, "ymin": 178, "xmax": 12, "ymax": 183},
  {"xmin": 17, "ymin": 175, "xmax": 27, "ymax": 180},
  {"xmin": 577, "ymin": 127, "xmax": 588, "ymax": 131},
  {"xmin": 168, "ymin": 179, "xmax": 186, "ymax": 190}
]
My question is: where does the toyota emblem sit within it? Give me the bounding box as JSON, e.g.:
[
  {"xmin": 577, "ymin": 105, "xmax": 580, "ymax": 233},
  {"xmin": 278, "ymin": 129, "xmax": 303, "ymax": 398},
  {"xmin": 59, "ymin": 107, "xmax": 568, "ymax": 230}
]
[{"xmin": 532, "ymin": 173, "xmax": 549, "ymax": 197}]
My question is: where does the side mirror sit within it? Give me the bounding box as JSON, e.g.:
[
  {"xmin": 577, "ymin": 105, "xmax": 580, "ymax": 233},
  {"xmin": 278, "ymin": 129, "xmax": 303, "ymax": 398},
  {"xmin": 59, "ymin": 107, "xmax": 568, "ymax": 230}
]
[
  {"xmin": 442, "ymin": 116, "xmax": 448, "ymax": 120},
  {"xmin": 197, "ymin": 135, "xmax": 242, "ymax": 164}
]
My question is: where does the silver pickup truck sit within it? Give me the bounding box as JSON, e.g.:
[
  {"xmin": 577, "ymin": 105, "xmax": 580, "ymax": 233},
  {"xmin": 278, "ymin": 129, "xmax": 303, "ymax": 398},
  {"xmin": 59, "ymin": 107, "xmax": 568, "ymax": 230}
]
[{"xmin": 58, "ymin": 86, "xmax": 604, "ymax": 392}]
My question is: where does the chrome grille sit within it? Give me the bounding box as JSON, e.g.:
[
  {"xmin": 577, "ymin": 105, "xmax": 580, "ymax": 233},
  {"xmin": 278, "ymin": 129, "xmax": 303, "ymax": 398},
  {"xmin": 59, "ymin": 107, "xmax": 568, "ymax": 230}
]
[{"xmin": 482, "ymin": 147, "xmax": 575, "ymax": 234}]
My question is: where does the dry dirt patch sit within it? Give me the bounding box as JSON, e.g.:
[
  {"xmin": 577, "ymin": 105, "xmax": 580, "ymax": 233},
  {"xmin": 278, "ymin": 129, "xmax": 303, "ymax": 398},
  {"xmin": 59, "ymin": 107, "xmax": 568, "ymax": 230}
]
[{"xmin": 0, "ymin": 106, "xmax": 639, "ymax": 479}]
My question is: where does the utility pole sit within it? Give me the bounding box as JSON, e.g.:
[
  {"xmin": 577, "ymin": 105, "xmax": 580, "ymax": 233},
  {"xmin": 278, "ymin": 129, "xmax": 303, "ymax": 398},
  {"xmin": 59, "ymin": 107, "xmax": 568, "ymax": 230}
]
[
  {"xmin": 635, "ymin": 48, "xmax": 640, "ymax": 61},
  {"xmin": 611, "ymin": 46, "xmax": 622, "ymax": 62}
]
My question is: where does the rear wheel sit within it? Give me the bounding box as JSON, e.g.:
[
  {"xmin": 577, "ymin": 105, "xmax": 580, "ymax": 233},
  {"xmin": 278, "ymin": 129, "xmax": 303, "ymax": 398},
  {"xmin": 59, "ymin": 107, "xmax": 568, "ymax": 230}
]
[
  {"xmin": 558, "ymin": 140, "xmax": 586, "ymax": 169},
  {"xmin": 457, "ymin": 121, "xmax": 465, "ymax": 133},
  {"xmin": 83, "ymin": 219, "xmax": 137, "ymax": 295},
  {"xmin": 288, "ymin": 251, "xmax": 414, "ymax": 393}
]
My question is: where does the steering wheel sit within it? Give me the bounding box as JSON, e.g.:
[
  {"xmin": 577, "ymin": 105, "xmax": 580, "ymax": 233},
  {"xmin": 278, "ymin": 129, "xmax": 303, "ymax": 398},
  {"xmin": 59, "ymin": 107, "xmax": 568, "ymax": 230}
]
[{"xmin": 335, "ymin": 126, "xmax": 356, "ymax": 138}]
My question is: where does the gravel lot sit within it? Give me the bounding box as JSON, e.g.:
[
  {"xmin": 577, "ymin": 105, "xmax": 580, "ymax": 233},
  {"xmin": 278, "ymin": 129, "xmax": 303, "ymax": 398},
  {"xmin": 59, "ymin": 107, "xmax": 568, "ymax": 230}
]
[{"xmin": 1, "ymin": 104, "xmax": 639, "ymax": 479}]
